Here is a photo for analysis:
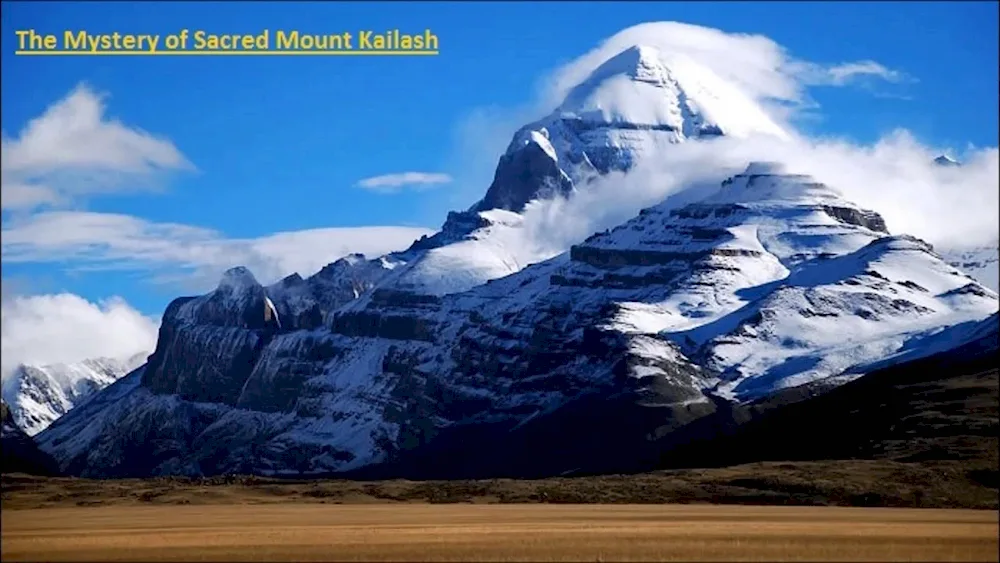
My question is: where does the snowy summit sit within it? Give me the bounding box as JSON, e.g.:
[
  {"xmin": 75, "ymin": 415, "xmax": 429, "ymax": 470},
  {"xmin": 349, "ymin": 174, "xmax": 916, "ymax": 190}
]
[
  {"xmin": 933, "ymin": 154, "xmax": 961, "ymax": 167},
  {"xmin": 557, "ymin": 45, "xmax": 789, "ymax": 140}
]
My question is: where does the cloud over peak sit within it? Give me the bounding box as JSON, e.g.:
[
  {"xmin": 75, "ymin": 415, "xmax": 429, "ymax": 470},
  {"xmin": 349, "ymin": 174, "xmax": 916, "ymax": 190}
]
[
  {"xmin": 541, "ymin": 21, "xmax": 911, "ymax": 129},
  {"xmin": 0, "ymin": 292, "xmax": 159, "ymax": 380}
]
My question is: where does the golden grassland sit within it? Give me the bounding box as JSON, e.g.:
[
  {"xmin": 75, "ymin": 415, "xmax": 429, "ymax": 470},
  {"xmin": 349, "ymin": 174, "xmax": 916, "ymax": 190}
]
[
  {"xmin": 4, "ymin": 459, "xmax": 997, "ymax": 511},
  {"xmin": 3, "ymin": 503, "xmax": 997, "ymax": 562}
]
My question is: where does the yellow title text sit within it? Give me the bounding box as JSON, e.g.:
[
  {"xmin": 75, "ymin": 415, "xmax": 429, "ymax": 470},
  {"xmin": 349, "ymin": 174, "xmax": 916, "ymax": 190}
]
[{"xmin": 13, "ymin": 29, "xmax": 440, "ymax": 55}]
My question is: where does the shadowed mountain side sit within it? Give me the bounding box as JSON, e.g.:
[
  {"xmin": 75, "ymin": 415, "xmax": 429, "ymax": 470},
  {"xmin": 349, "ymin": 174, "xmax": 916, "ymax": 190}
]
[
  {"xmin": 357, "ymin": 315, "xmax": 998, "ymax": 481},
  {"xmin": 1, "ymin": 401, "xmax": 60, "ymax": 476},
  {"xmin": 662, "ymin": 320, "xmax": 999, "ymax": 472}
]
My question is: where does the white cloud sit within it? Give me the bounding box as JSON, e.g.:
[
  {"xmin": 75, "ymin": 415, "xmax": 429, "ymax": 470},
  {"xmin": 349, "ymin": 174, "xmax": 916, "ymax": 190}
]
[
  {"xmin": 356, "ymin": 172, "xmax": 453, "ymax": 193},
  {"xmin": 438, "ymin": 131, "xmax": 997, "ymax": 294},
  {"xmin": 0, "ymin": 211, "xmax": 433, "ymax": 291},
  {"xmin": 823, "ymin": 61, "xmax": 906, "ymax": 85},
  {"xmin": 0, "ymin": 292, "xmax": 159, "ymax": 380},
  {"xmin": 1, "ymin": 83, "xmax": 194, "ymax": 211},
  {"xmin": 545, "ymin": 22, "xmax": 802, "ymax": 115},
  {"xmin": 504, "ymin": 131, "xmax": 999, "ymax": 262}
]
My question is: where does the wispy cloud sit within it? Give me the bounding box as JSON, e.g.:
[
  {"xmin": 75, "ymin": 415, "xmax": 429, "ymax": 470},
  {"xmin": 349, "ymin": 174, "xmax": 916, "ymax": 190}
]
[
  {"xmin": 1, "ymin": 83, "xmax": 195, "ymax": 211},
  {"xmin": 356, "ymin": 172, "xmax": 453, "ymax": 193},
  {"xmin": 823, "ymin": 61, "xmax": 908, "ymax": 85},
  {"xmin": 1, "ymin": 211, "xmax": 432, "ymax": 291}
]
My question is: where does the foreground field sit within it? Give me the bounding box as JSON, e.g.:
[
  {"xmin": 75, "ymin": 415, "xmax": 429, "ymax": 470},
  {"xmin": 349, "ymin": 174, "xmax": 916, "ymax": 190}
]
[{"xmin": 3, "ymin": 503, "xmax": 997, "ymax": 562}]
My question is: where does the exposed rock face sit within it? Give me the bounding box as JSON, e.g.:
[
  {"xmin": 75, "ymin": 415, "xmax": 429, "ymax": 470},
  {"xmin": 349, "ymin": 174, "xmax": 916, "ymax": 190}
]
[
  {"xmin": 820, "ymin": 205, "xmax": 888, "ymax": 233},
  {"xmin": 36, "ymin": 164, "xmax": 999, "ymax": 479},
  {"xmin": 473, "ymin": 133, "xmax": 575, "ymax": 214}
]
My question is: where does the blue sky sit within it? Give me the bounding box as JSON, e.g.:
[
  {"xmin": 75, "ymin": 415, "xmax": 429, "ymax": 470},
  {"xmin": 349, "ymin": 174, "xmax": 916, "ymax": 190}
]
[{"xmin": 2, "ymin": 0, "xmax": 998, "ymax": 318}]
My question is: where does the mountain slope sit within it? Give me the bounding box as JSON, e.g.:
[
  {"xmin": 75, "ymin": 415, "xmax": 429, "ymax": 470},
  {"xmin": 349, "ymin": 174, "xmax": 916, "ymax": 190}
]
[
  {"xmin": 664, "ymin": 311, "xmax": 998, "ymax": 471},
  {"xmin": 1, "ymin": 353, "xmax": 148, "ymax": 436},
  {"xmin": 225, "ymin": 45, "xmax": 791, "ymax": 319},
  {"xmin": 377, "ymin": 312, "xmax": 998, "ymax": 480},
  {"xmin": 2, "ymin": 400, "xmax": 60, "ymax": 475},
  {"xmin": 36, "ymin": 161, "xmax": 998, "ymax": 479},
  {"xmin": 939, "ymin": 242, "xmax": 999, "ymax": 293}
]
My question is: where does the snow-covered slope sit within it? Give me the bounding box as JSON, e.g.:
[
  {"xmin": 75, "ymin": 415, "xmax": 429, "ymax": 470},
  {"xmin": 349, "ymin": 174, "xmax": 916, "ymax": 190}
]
[
  {"xmin": 446, "ymin": 163, "xmax": 996, "ymax": 402},
  {"xmin": 36, "ymin": 163, "xmax": 998, "ymax": 478},
  {"xmin": 1, "ymin": 353, "xmax": 148, "ymax": 436},
  {"xmin": 939, "ymin": 242, "xmax": 999, "ymax": 293}
]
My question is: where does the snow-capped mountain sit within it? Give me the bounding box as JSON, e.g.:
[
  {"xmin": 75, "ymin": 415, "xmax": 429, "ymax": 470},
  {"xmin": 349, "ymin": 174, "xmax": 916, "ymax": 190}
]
[
  {"xmin": 342, "ymin": 44, "xmax": 792, "ymax": 300},
  {"xmin": 1, "ymin": 353, "xmax": 148, "ymax": 436},
  {"xmin": 36, "ymin": 158, "xmax": 998, "ymax": 478},
  {"xmin": 925, "ymin": 155, "xmax": 998, "ymax": 292},
  {"xmin": 933, "ymin": 154, "xmax": 961, "ymax": 167},
  {"xmin": 31, "ymin": 43, "xmax": 999, "ymax": 479},
  {"xmin": 473, "ymin": 45, "xmax": 788, "ymax": 215}
]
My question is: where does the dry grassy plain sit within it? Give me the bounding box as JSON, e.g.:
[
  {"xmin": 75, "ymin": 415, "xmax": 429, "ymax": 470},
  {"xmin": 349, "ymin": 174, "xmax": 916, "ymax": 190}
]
[{"xmin": 3, "ymin": 503, "xmax": 997, "ymax": 562}]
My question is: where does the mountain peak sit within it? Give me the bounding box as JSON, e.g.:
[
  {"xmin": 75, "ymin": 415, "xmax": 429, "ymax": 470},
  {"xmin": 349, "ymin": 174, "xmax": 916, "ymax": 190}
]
[
  {"xmin": 743, "ymin": 161, "xmax": 789, "ymax": 176},
  {"xmin": 468, "ymin": 46, "xmax": 791, "ymax": 217},
  {"xmin": 556, "ymin": 44, "xmax": 788, "ymax": 140},
  {"xmin": 712, "ymin": 162, "xmax": 830, "ymax": 204},
  {"xmin": 934, "ymin": 154, "xmax": 960, "ymax": 167},
  {"xmin": 218, "ymin": 266, "xmax": 260, "ymax": 290},
  {"xmin": 587, "ymin": 44, "xmax": 668, "ymax": 82}
]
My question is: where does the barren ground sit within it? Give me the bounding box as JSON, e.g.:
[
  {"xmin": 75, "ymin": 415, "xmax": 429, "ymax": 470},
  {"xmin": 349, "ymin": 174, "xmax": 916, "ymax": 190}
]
[{"xmin": 3, "ymin": 503, "xmax": 997, "ymax": 562}]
